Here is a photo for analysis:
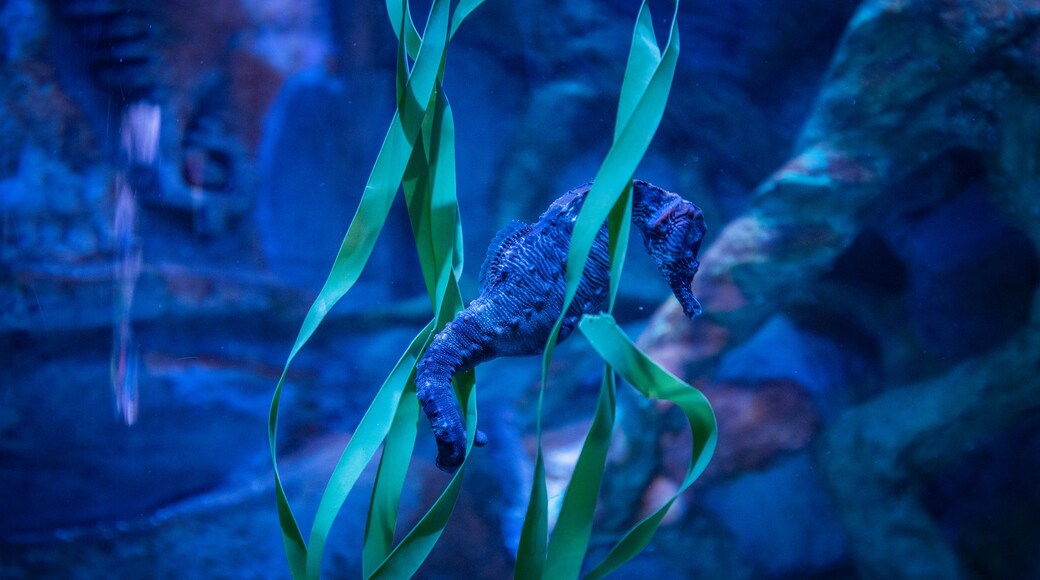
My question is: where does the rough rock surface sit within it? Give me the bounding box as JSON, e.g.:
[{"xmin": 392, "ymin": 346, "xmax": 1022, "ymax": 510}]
[
  {"xmin": 692, "ymin": 0, "xmax": 1040, "ymax": 338},
  {"xmin": 629, "ymin": 0, "xmax": 1040, "ymax": 576},
  {"xmin": 702, "ymin": 453, "xmax": 848, "ymax": 576},
  {"xmin": 820, "ymin": 304, "xmax": 1040, "ymax": 578}
]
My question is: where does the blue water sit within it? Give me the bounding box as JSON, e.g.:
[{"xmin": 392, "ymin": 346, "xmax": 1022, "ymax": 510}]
[{"xmin": 2, "ymin": 0, "xmax": 1038, "ymax": 578}]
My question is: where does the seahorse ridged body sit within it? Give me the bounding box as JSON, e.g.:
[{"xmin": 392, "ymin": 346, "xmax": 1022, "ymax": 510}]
[{"xmin": 417, "ymin": 180, "xmax": 706, "ymax": 472}]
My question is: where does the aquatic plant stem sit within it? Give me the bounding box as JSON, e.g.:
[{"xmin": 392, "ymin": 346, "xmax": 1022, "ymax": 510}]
[{"xmin": 268, "ymin": 1, "xmax": 485, "ymax": 578}]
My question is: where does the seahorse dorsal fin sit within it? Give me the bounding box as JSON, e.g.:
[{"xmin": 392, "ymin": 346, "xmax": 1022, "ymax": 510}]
[{"xmin": 479, "ymin": 219, "xmax": 530, "ymax": 292}]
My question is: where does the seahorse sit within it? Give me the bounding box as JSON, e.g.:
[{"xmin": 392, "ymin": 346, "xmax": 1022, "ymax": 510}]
[{"xmin": 417, "ymin": 180, "xmax": 706, "ymax": 472}]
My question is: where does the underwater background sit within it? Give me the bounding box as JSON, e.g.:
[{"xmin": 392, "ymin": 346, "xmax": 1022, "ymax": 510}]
[{"xmin": 2, "ymin": 0, "xmax": 1040, "ymax": 578}]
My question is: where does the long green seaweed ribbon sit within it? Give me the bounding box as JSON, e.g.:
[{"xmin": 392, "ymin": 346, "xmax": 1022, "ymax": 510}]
[
  {"xmin": 271, "ymin": 0, "xmax": 714, "ymax": 578},
  {"xmin": 268, "ymin": 1, "xmax": 485, "ymax": 578},
  {"xmin": 578, "ymin": 314, "xmax": 717, "ymax": 579},
  {"xmin": 517, "ymin": 1, "xmax": 717, "ymax": 578}
]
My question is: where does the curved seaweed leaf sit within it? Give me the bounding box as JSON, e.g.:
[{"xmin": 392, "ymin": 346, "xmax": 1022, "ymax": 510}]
[
  {"xmin": 268, "ymin": 1, "xmax": 484, "ymax": 578},
  {"xmin": 270, "ymin": 0, "xmax": 714, "ymax": 578}
]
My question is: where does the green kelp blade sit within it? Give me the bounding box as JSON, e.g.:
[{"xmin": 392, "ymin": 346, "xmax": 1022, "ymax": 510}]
[
  {"xmin": 366, "ymin": 367, "xmax": 479, "ymax": 579},
  {"xmin": 563, "ymin": 0, "xmax": 680, "ymax": 305},
  {"xmin": 542, "ymin": 371, "xmax": 616, "ymax": 579},
  {"xmin": 309, "ymin": 15, "xmax": 486, "ymax": 580},
  {"xmin": 614, "ymin": 2, "xmax": 662, "ymax": 142},
  {"xmin": 543, "ymin": 189, "xmax": 632, "ymax": 579},
  {"xmin": 267, "ymin": 92, "xmax": 429, "ymax": 575},
  {"xmin": 402, "ymin": 106, "xmax": 440, "ymax": 300},
  {"xmin": 367, "ymin": 76, "xmax": 484, "ymax": 580},
  {"xmin": 268, "ymin": 0, "xmax": 450, "ymax": 379},
  {"xmin": 361, "ymin": 370, "xmax": 420, "ymax": 578},
  {"xmin": 364, "ymin": 86, "xmax": 465, "ymax": 575},
  {"xmin": 578, "ymin": 314, "xmax": 717, "ymax": 580},
  {"xmin": 517, "ymin": 1, "xmax": 682, "ymax": 577},
  {"xmin": 385, "ymin": 0, "xmax": 486, "ymax": 57},
  {"xmin": 363, "ymin": 282, "xmax": 467, "ymax": 577},
  {"xmin": 550, "ymin": 0, "xmax": 681, "ymax": 406},
  {"xmin": 565, "ymin": 0, "xmax": 679, "ymax": 315},
  {"xmin": 338, "ymin": 1, "xmax": 490, "ymax": 575},
  {"xmin": 386, "ymin": 0, "xmax": 422, "ymax": 61},
  {"xmin": 391, "ymin": 0, "xmax": 409, "ymax": 109},
  {"xmin": 450, "ymin": 0, "xmax": 487, "ymax": 40},
  {"xmin": 363, "ymin": 164, "xmax": 429, "ymax": 574},
  {"xmin": 515, "ymin": 444, "xmax": 549, "ymax": 579},
  {"xmin": 605, "ymin": 189, "xmax": 634, "ymax": 313},
  {"xmin": 270, "ymin": 0, "xmax": 465, "ymax": 577},
  {"xmin": 552, "ymin": 0, "xmax": 680, "ymax": 384},
  {"xmin": 269, "ymin": 383, "xmax": 308, "ymax": 579},
  {"xmin": 426, "ymin": 90, "xmax": 465, "ymax": 307},
  {"xmin": 304, "ymin": 321, "xmax": 435, "ymax": 580},
  {"xmin": 404, "ymin": 87, "xmax": 462, "ymax": 311}
]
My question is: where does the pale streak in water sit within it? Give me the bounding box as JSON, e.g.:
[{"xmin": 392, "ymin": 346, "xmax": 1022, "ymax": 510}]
[{"xmin": 111, "ymin": 103, "xmax": 160, "ymax": 426}]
